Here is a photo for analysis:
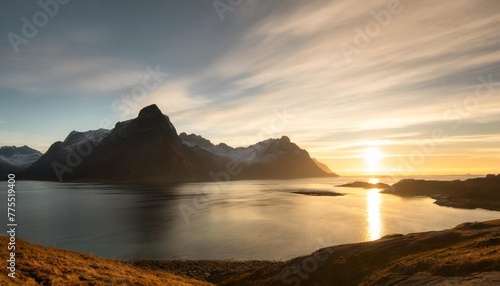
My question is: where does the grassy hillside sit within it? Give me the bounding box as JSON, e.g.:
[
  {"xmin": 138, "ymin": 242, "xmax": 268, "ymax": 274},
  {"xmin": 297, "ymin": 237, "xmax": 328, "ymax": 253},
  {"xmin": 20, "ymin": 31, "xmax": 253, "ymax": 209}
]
[
  {"xmin": 216, "ymin": 220, "xmax": 500, "ymax": 285},
  {"xmin": 0, "ymin": 237, "xmax": 212, "ymax": 286},
  {"xmin": 2, "ymin": 220, "xmax": 500, "ymax": 285}
]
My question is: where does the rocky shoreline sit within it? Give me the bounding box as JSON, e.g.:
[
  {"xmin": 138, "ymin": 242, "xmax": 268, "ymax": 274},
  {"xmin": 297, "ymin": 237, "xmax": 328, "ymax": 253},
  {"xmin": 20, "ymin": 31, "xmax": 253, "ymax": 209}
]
[
  {"xmin": 383, "ymin": 174, "xmax": 500, "ymax": 211},
  {"xmin": 432, "ymin": 194, "xmax": 500, "ymax": 211}
]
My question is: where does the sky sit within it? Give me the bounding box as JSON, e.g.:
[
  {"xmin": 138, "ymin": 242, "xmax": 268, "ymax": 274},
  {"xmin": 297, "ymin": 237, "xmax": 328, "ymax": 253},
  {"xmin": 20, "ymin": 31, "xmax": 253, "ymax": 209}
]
[{"xmin": 0, "ymin": 0, "xmax": 499, "ymax": 175}]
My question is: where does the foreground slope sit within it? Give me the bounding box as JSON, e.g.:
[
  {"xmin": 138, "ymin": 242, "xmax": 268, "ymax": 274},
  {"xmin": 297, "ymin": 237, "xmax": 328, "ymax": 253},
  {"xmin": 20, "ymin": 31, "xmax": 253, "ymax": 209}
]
[
  {"xmin": 0, "ymin": 237, "xmax": 212, "ymax": 286},
  {"xmin": 216, "ymin": 220, "xmax": 500, "ymax": 285},
  {"xmin": 2, "ymin": 220, "xmax": 499, "ymax": 285}
]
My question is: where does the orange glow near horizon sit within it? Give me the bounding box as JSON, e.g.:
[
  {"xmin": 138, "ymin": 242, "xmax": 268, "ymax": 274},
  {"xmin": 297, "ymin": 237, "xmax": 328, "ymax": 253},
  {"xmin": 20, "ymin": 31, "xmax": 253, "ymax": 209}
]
[{"xmin": 315, "ymin": 144, "xmax": 500, "ymax": 176}]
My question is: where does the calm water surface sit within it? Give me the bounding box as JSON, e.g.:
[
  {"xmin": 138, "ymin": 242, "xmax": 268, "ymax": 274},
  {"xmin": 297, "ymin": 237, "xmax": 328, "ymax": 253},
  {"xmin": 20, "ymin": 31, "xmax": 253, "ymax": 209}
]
[{"xmin": 2, "ymin": 176, "xmax": 499, "ymax": 260}]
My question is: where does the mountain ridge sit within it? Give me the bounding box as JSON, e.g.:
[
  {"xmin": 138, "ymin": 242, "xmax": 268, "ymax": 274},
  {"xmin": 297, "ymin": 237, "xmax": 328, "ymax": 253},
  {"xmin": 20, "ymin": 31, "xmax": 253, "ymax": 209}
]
[
  {"xmin": 0, "ymin": 145, "xmax": 42, "ymax": 177},
  {"xmin": 18, "ymin": 104, "xmax": 335, "ymax": 182}
]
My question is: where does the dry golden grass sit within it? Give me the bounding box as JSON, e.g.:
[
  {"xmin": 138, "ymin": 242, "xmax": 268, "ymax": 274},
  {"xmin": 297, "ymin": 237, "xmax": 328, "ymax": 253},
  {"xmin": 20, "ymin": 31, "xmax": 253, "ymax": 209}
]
[
  {"xmin": 219, "ymin": 220, "xmax": 500, "ymax": 286},
  {"xmin": 0, "ymin": 237, "xmax": 212, "ymax": 286},
  {"xmin": 1, "ymin": 220, "xmax": 499, "ymax": 285},
  {"xmin": 361, "ymin": 220, "xmax": 500, "ymax": 285}
]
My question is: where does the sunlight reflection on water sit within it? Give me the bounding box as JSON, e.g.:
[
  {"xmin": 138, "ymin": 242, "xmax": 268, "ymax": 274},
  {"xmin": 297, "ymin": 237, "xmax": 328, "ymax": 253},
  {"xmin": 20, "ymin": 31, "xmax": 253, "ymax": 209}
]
[
  {"xmin": 366, "ymin": 188, "xmax": 382, "ymax": 240},
  {"xmin": 9, "ymin": 177, "xmax": 500, "ymax": 260}
]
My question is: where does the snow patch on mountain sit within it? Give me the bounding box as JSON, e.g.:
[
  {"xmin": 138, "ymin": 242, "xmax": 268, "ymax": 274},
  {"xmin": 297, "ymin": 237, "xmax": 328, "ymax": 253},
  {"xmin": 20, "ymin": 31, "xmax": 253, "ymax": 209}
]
[
  {"xmin": 0, "ymin": 145, "xmax": 43, "ymax": 168},
  {"xmin": 62, "ymin": 129, "xmax": 111, "ymax": 149},
  {"xmin": 179, "ymin": 133, "xmax": 304, "ymax": 164}
]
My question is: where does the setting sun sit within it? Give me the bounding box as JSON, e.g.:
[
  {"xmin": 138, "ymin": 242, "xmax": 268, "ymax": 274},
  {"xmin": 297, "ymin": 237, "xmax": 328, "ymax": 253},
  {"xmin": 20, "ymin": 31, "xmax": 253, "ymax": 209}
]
[{"xmin": 364, "ymin": 147, "xmax": 383, "ymax": 172}]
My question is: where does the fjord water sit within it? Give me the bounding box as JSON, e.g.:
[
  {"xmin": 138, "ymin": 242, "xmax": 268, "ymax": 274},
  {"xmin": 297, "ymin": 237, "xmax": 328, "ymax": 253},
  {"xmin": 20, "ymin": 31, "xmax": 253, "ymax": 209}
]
[{"xmin": 5, "ymin": 176, "xmax": 499, "ymax": 260}]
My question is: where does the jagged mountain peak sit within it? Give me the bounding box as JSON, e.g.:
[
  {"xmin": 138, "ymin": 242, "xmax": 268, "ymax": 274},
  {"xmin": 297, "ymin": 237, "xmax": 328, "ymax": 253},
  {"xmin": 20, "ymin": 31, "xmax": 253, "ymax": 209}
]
[
  {"xmin": 138, "ymin": 104, "xmax": 163, "ymax": 119},
  {"xmin": 180, "ymin": 133, "xmax": 317, "ymax": 167},
  {"xmin": 0, "ymin": 145, "xmax": 42, "ymax": 156},
  {"xmin": 0, "ymin": 145, "xmax": 43, "ymax": 169},
  {"xmin": 279, "ymin": 135, "xmax": 290, "ymax": 143},
  {"xmin": 179, "ymin": 132, "xmax": 215, "ymax": 148},
  {"xmin": 111, "ymin": 105, "xmax": 178, "ymax": 141}
]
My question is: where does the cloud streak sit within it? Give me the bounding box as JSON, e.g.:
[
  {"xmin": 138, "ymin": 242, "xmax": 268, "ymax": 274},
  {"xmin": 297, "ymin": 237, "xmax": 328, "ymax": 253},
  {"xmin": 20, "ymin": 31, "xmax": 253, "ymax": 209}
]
[{"xmin": 1, "ymin": 0, "xmax": 499, "ymax": 174}]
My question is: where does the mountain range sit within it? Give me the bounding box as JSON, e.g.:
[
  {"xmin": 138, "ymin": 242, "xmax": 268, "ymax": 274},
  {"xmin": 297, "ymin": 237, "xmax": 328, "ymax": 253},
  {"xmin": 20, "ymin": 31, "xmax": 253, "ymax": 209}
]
[
  {"xmin": 0, "ymin": 145, "xmax": 42, "ymax": 177},
  {"xmin": 5, "ymin": 105, "xmax": 335, "ymax": 182}
]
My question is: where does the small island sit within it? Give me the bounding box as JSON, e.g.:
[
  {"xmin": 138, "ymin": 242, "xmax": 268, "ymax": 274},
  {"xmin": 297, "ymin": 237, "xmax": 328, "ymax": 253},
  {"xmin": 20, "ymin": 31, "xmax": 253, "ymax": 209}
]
[
  {"xmin": 337, "ymin": 181, "xmax": 390, "ymax": 189},
  {"xmin": 291, "ymin": 189, "xmax": 344, "ymax": 196}
]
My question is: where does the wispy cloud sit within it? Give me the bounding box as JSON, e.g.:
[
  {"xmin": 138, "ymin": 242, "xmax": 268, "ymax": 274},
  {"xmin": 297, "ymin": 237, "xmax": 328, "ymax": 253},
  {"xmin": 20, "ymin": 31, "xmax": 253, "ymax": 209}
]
[
  {"xmin": 0, "ymin": 29, "xmax": 148, "ymax": 96},
  {"xmin": 1, "ymin": 0, "xmax": 499, "ymax": 174},
  {"xmin": 0, "ymin": 55, "xmax": 146, "ymax": 96}
]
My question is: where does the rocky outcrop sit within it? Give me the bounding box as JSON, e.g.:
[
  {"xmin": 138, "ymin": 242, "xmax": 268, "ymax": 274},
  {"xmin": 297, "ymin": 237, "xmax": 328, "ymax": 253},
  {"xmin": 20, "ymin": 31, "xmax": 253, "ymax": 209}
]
[{"xmin": 383, "ymin": 174, "xmax": 500, "ymax": 211}]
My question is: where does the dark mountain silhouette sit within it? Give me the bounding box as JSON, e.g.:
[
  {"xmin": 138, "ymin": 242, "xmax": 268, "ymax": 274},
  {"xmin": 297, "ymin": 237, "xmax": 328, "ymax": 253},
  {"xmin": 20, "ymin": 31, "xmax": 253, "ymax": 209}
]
[
  {"xmin": 20, "ymin": 129, "xmax": 112, "ymax": 181},
  {"xmin": 0, "ymin": 157, "xmax": 19, "ymax": 178},
  {"xmin": 312, "ymin": 158, "xmax": 337, "ymax": 175},
  {"xmin": 180, "ymin": 132, "xmax": 337, "ymax": 180},
  {"xmin": 22, "ymin": 104, "xmax": 334, "ymax": 182}
]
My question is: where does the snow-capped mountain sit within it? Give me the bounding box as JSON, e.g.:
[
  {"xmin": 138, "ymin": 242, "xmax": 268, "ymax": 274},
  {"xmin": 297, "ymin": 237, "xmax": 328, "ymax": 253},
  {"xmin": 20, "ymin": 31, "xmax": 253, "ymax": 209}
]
[
  {"xmin": 62, "ymin": 129, "xmax": 110, "ymax": 149},
  {"xmin": 22, "ymin": 104, "xmax": 336, "ymax": 182},
  {"xmin": 0, "ymin": 145, "xmax": 42, "ymax": 168},
  {"xmin": 180, "ymin": 133, "xmax": 308, "ymax": 164},
  {"xmin": 180, "ymin": 132, "xmax": 337, "ymax": 179},
  {"xmin": 23, "ymin": 105, "xmax": 201, "ymax": 182},
  {"xmin": 22, "ymin": 128, "xmax": 111, "ymax": 181}
]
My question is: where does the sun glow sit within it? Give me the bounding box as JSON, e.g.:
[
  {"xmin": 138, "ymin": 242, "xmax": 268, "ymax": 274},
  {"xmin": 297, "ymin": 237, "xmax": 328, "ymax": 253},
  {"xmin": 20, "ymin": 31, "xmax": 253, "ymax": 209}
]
[
  {"xmin": 368, "ymin": 178, "xmax": 379, "ymax": 184},
  {"xmin": 364, "ymin": 147, "xmax": 383, "ymax": 173}
]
